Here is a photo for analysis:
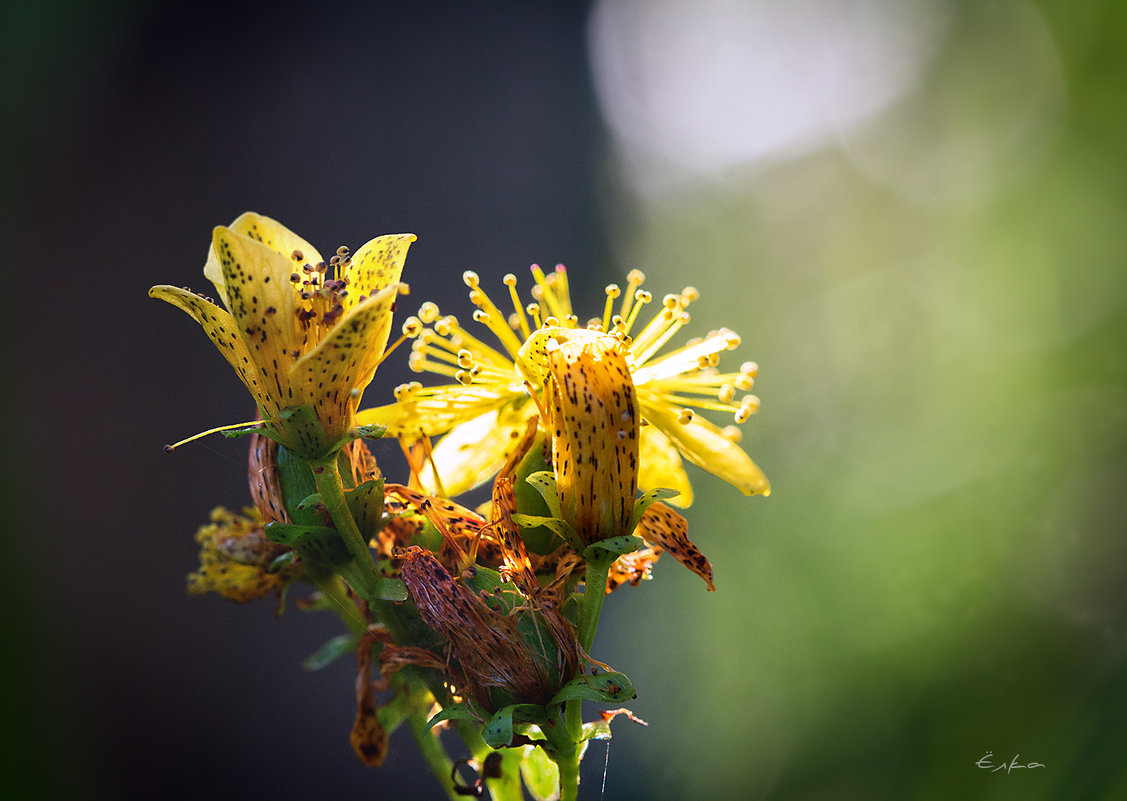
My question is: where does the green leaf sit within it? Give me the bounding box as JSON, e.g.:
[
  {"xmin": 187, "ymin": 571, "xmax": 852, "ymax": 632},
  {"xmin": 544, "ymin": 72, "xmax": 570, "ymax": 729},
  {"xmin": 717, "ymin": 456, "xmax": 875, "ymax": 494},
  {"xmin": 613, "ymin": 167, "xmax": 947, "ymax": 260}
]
[
  {"xmin": 520, "ymin": 744, "xmax": 561, "ymax": 801},
  {"xmin": 481, "ymin": 703, "xmax": 551, "ymax": 749},
  {"xmin": 582, "ymin": 535, "xmax": 646, "ymax": 561},
  {"xmin": 345, "ymin": 478, "xmax": 387, "ymax": 542},
  {"xmin": 549, "ymin": 671, "xmax": 636, "ymax": 706},
  {"xmin": 628, "ymin": 486, "xmax": 681, "ymax": 534},
  {"xmin": 424, "ymin": 702, "xmax": 479, "ymax": 734},
  {"xmin": 276, "ymin": 446, "xmax": 322, "ymax": 526},
  {"xmin": 302, "ymin": 633, "xmax": 356, "ymax": 671},
  {"xmin": 264, "ymin": 521, "xmax": 352, "ymax": 570},
  {"xmin": 511, "ymin": 514, "xmax": 579, "ymax": 551},
  {"xmin": 371, "ymin": 577, "xmax": 408, "ymax": 602}
]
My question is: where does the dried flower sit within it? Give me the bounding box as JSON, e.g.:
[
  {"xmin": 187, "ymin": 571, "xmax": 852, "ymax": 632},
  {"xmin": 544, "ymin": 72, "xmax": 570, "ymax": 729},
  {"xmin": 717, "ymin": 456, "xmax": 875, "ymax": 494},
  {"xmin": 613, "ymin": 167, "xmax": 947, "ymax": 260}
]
[{"xmin": 187, "ymin": 506, "xmax": 288, "ymax": 603}]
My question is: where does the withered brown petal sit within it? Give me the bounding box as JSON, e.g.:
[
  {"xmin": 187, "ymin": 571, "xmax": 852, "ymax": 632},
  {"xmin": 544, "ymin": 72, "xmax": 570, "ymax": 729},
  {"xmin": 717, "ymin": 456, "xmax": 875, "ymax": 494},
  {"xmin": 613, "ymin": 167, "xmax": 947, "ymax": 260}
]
[{"xmin": 636, "ymin": 501, "xmax": 715, "ymax": 591}]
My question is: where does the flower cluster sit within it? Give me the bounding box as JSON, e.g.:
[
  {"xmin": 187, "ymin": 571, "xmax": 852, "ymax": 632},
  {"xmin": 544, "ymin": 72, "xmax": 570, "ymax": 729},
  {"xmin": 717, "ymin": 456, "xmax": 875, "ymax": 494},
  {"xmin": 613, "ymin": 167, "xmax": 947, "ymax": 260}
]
[{"xmin": 153, "ymin": 215, "xmax": 769, "ymax": 801}]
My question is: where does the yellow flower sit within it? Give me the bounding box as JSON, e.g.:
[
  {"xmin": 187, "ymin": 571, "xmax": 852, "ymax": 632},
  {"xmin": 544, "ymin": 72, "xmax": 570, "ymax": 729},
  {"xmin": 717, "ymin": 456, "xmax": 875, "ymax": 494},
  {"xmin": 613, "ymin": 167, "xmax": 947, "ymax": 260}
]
[
  {"xmin": 358, "ymin": 266, "xmax": 769, "ymax": 505},
  {"xmin": 150, "ymin": 212, "xmax": 414, "ymax": 458}
]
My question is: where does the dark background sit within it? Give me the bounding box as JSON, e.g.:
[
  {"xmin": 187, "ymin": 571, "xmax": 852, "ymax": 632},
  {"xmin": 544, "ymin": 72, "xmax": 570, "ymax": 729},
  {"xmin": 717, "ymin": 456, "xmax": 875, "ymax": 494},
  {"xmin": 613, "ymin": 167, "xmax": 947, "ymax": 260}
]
[{"xmin": 6, "ymin": 1, "xmax": 1127, "ymax": 799}]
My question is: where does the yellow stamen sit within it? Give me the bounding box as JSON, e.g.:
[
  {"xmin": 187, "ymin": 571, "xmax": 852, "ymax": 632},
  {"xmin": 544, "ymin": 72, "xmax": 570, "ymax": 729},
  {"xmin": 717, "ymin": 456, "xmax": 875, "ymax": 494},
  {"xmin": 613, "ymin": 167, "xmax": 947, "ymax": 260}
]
[
  {"xmin": 503, "ymin": 273, "xmax": 532, "ymax": 340},
  {"xmin": 622, "ymin": 289, "xmax": 652, "ymax": 336},
  {"xmin": 418, "ymin": 301, "xmax": 440, "ymax": 324},
  {"xmin": 603, "ymin": 284, "xmax": 621, "ymax": 332},
  {"xmin": 467, "ymin": 284, "xmax": 525, "ymax": 358},
  {"xmin": 619, "ymin": 269, "xmax": 646, "ymax": 321},
  {"xmin": 530, "ymin": 264, "xmax": 568, "ymax": 321}
]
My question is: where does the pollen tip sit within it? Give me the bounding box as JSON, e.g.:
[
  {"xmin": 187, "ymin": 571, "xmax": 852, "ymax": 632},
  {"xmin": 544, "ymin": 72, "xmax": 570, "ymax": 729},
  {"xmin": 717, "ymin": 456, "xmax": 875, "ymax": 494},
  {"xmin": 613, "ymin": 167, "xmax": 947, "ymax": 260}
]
[{"xmin": 462, "ymin": 270, "xmax": 480, "ymax": 288}]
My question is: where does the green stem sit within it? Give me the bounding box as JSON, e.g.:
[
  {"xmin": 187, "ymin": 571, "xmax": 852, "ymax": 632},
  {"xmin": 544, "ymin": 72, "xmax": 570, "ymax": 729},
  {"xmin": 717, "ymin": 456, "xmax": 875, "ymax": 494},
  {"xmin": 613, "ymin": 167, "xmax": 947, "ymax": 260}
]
[
  {"xmin": 408, "ymin": 702, "xmax": 462, "ymax": 801},
  {"xmin": 312, "ymin": 457, "xmax": 382, "ymax": 599},
  {"xmin": 486, "ymin": 749, "xmax": 527, "ymax": 801},
  {"xmin": 311, "ymin": 455, "xmax": 471, "ymax": 797},
  {"xmin": 316, "ymin": 574, "xmax": 368, "ymax": 636},
  {"xmin": 559, "ymin": 555, "xmax": 615, "ymax": 774},
  {"xmin": 540, "ymin": 716, "xmax": 580, "ymax": 801}
]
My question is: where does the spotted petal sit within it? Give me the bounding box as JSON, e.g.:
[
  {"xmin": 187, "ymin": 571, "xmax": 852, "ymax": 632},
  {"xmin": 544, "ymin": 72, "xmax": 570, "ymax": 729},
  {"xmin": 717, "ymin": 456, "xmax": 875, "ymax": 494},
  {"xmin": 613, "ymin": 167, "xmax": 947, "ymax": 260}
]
[
  {"xmin": 345, "ymin": 233, "xmax": 416, "ymax": 306},
  {"xmin": 548, "ymin": 334, "xmax": 639, "ymax": 544},
  {"xmin": 148, "ymin": 285, "xmax": 273, "ymax": 413},
  {"xmin": 212, "ymin": 226, "xmax": 304, "ymax": 406},
  {"xmin": 204, "ymin": 212, "xmax": 323, "ymax": 308},
  {"xmin": 637, "ymin": 425, "xmax": 693, "ymax": 508},
  {"xmin": 641, "ymin": 402, "xmax": 770, "ymax": 497},
  {"xmin": 289, "ymin": 283, "xmax": 399, "ymax": 442}
]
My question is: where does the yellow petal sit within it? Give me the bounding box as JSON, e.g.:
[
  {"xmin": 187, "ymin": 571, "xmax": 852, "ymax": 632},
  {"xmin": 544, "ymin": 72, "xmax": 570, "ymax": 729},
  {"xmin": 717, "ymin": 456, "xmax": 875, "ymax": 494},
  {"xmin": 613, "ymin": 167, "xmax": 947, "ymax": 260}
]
[
  {"xmin": 288, "ymin": 283, "xmax": 399, "ymax": 441},
  {"xmin": 423, "ymin": 402, "xmax": 537, "ymax": 496},
  {"xmin": 641, "ymin": 402, "xmax": 770, "ymax": 497},
  {"xmin": 637, "ymin": 425, "xmax": 693, "ymax": 508},
  {"xmin": 148, "ymin": 285, "xmax": 277, "ymax": 415},
  {"xmin": 357, "ymin": 386, "xmax": 518, "ymax": 437},
  {"xmin": 212, "ymin": 225, "xmax": 303, "ymax": 404},
  {"xmin": 344, "ymin": 233, "xmax": 416, "ymax": 308},
  {"xmin": 204, "ymin": 212, "xmax": 323, "ymax": 308}
]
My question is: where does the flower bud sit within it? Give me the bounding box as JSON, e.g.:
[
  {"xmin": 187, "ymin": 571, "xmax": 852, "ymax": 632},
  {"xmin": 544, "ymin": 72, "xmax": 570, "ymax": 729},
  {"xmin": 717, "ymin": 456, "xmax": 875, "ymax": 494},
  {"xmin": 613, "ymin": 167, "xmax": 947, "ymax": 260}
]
[{"xmin": 546, "ymin": 332, "xmax": 639, "ymax": 547}]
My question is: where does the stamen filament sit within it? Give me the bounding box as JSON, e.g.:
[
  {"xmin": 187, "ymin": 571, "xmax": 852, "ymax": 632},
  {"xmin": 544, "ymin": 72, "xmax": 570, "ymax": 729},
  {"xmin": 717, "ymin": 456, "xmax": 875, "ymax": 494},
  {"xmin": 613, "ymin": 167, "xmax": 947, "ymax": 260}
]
[
  {"xmin": 622, "ymin": 290, "xmax": 652, "ymax": 337},
  {"xmin": 618, "ymin": 269, "xmax": 646, "ymax": 321},
  {"xmin": 530, "ymin": 264, "xmax": 568, "ymax": 321},
  {"xmin": 503, "ymin": 274, "xmax": 532, "ymax": 340},
  {"xmin": 468, "ymin": 286, "xmax": 525, "ymax": 359}
]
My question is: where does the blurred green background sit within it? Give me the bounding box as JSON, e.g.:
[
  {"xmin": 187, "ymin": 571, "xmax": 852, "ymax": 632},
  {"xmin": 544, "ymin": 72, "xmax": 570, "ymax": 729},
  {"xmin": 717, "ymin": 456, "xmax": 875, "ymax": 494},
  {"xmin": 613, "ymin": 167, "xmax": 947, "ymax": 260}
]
[{"xmin": 5, "ymin": 0, "xmax": 1125, "ymax": 798}]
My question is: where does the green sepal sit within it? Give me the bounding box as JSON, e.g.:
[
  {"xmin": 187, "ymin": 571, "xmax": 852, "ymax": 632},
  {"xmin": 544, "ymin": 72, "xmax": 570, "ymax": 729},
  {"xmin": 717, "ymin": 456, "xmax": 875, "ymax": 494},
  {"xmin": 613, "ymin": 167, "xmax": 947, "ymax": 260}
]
[
  {"xmin": 264, "ymin": 521, "xmax": 352, "ymax": 570},
  {"xmin": 511, "ymin": 514, "xmax": 580, "ymax": 551},
  {"xmin": 326, "ymin": 422, "xmax": 387, "ymax": 454},
  {"xmin": 482, "ymin": 703, "xmax": 551, "ymax": 749},
  {"xmin": 582, "ymin": 535, "xmax": 646, "ymax": 561},
  {"xmin": 549, "ymin": 671, "xmax": 635, "ymax": 706},
  {"xmin": 354, "ymin": 424, "xmax": 386, "ymax": 440},
  {"xmin": 424, "ymin": 702, "xmax": 480, "ymax": 734},
  {"xmin": 302, "ymin": 633, "xmax": 356, "ymax": 671},
  {"xmin": 220, "ymin": 423, "xmax": 272, "ymax": 440},
  {"xmin": 277, "ymin": 446, "xmax": 322, "ymax": 526},
  {"xmin": 520, "ymin": 744, "xmax": 561, "ymax": 801},
  {"xmin": 627, "ymin": 486, "xmax": 681, "ymax": 534},
  {"xmin": 524, "ymin": 471, "xmax": 562, "ymax": 518},
  {"xmin": 514, "ymin": 437, "xmax": 560, "ymax": 555},
  {"xmin": 344, "ymin": 478, "xmax": 388, "ymax": 543},
  {"xmin": 461, "ymin": 565, "xmax": 520, "ymax": 612},
  {"xmin": 277, "ymin": 405, "xmax": 332, "ymax": 461}
]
